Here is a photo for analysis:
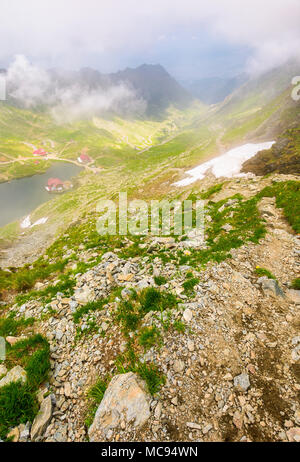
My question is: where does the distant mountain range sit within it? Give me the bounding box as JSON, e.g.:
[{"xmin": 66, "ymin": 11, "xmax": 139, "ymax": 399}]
[
  {"xmin": 181, "ymin": 75, "xmax": 247, "ymax": 104},
  {"xmin": 50, "ymin": 64, "xmax": 194, "ymax": 116}
]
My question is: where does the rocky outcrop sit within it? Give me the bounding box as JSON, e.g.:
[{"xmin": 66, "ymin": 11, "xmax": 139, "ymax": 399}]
[
  {"xmin": 0, "ymin": 365, "xmax": 26, "ymax": 388},
  {"xmin": 258, "ymin": 277, "xmax": 285, "ymax": 297},
  {"xmin": 88, "ymin": 372, "xmax": 151, "ymax": 441},
  {"xmin": 241, "ymin": 126, "xmax": 300, "ymax": 176},
  {"xmin": 31, "ymin": 396, "xmax": 53, "ymax": 441}
]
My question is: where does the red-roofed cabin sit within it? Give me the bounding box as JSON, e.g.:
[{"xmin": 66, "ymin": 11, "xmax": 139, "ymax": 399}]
[
  {"xmin": 33, "ymin": 148, "xmax": 48, "ymax": 157},
  {"xmin": 45, "ymin": 178, "xmax": 64, "ymax": 192},
  {"xmin": 78, "ymin": 153, "xmax": 92, "ymax": 164}
]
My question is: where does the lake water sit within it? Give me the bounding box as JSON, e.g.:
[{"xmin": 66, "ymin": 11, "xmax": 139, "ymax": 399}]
[{"xmin": 0, "ymin": 162, "xmax": 82, "ymax": 227}]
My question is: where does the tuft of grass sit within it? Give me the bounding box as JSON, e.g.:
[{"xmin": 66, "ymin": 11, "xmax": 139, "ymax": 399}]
[
  {"xmin": 0, "ymin": 315, "xmax": 34, "ymax": 338},
  {"xmin": 173, "ymin": 320, "xmax": 186, "ymax": 333},
  {"xmin": 154, "ymin": 275, "xmax": 167, "ymax": 286},
  {"xmin": 258, "ymin": 180, "xmax": 300, "ymax": 233},
  {"xmin": 139, "ymin": 288, "xmax": 177, "ymax": 316},
  {"xmin": 254, "ymin": 266, "xmax": 276, "ymax": 280},
  {"xmin": 291, "ymin": 278, "xmax": 300, "ymax": 290},
  {"xmin": 73, "ymin": 298, "xmax": 108, "ymax": 324},
  {"xmin": 115, "ymin": 348, "xmax": 166, "ymax": 396},
  {"xmin": 182, "ymin": 277, "xmax": 199, "ymax": 295},
  {"xmin": 200, "ymin": 182, "xmax": 224, "ymax": 199},
  {"xmin": 5, "ymin": 334, "xmax": 50, "ymax": 389},
  {"xmin": 15, "ymin": 274, "xmax": 76, "ymax": 306},
  {"xmin": 0, "ymin": 382, "xmax": 39, "ymax": 439},
  {"xmin": 138, "ymin": 326, "xmax": 161, "ymax": 351},
  {"xmin": 85, "ymin": 376, "xmax": 110, "ymax": 428},
  {"xmin": 116, "ymin": 300, "xmax": 140, "ymax": 333},
  {"xmin": 137, "ymin": 362, "xmax": 166, "ymax": 395},
  {"xmin": 0, "ymin": 333, "xmax": 50, "ymax": 439},
  {"xmin": 178, "ymin": 193, "xmax": 267, "ymax": 269},
  {"xmin": 0, "ymin": 258, "xmax": 69, "ymax": 300},
  {"xmin": 116, "ymin": 288, "xmax": 177, "ymax": 335}
]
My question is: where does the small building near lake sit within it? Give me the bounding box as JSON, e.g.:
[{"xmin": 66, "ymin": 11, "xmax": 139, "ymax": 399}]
[
  {"xmin": 45, "ymin": 177, "xmax": 65, "ymax": 192},
  {"xmin": 77, "ymin": 153, "xmax": 92, "ymax": 164},
  {"xmin": 33, "ymin": 148, "xmax": 48, "ymax": 157}
]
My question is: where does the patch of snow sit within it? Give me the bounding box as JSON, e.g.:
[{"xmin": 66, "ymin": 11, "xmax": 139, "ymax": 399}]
[
  {"xmin": 173, "ymin": 141, "xmax": 275, "ymax": 187},
  {"xmin": 31, "ymin": 217, "xmax": 48, "ymax": 227},
  {"xmin": 20, "ymin": 216, "xmax": 31, "ymax": 229},
  {"xmin": 20, "ymin": 216, "xmax": 48, "ymax": 229}
]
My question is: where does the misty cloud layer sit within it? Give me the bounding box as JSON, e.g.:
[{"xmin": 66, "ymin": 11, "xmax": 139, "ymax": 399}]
[
  {"xmin": 0, "ymin": 0, "xmax": 300, "ymax": 78},
  {"xmin": 6, "ymin": 56, "xmax": 147, "ymax": 122}
]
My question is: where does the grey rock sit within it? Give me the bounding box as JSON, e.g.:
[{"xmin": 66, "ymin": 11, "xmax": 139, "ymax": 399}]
[
  {"xmin": 0, "ymin": 365, "xmax": 27, "ymax": 388},
  {"xmin": 102, "ymin": 252, "xmax": 118, "ymax": 261},
  {"xmin": 88, "ymin": 372, "xmax": 151, "ymax": 441},
  {"xmin": 291, "ymin": 344, "xmax": 300, "ymax": 362},
  {"xmin": 69, "ymin": 300, "xmax": 78, "ymax": 312},
  {"xmin": 55, "ymin": 330, "xmax": 63, "ymax": 341},
  {"xmin": 19, "ymin": 422, "xmax": 31, "ymax": 442},
  {"xmin": 74, "ymin": 285, "xmax": 93, "ymax": 304},
  {"xmin": 31, "ymin": 396, "xmax": 53, "ymax": 441},
  {"xmin": 260, "ymin": 278, "xmax": 284, "ymax": 297},
  {"xmin": 234, "ymin": 373, "xmax": 250, "ymax": 391},
  {"xmin": 173, "ymin": 359, "xmax": 185, "ymax": 373},
  {"xmin": 183, "ymin": 308, "xmax": 193, "ymax": 322}
]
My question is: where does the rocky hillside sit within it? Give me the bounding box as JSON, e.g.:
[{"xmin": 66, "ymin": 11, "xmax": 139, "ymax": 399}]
[
  {"xmin": 0, "ymin": 174, "xmax": 299, "ymax": 442},
  {"xmin": 242, "ymin": 126, "xmax": 300, "ymax": 176}
]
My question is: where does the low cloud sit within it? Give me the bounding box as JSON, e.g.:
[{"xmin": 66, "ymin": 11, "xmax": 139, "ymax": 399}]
[
  {"xmin": 1, "ymin": 1, "xmax": 300, "ymax": 78},
  {"xmin": 6, "ymin": 55, "xmax": 146, "ymax": 122}
]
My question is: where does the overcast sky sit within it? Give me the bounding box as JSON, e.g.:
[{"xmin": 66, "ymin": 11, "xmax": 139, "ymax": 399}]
[{"xmin": 0, "ymin": 0, "xmax": 299, "ymax": 79}]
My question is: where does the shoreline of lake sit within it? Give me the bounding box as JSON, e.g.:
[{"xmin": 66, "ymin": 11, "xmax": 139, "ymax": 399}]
[{"xmin": 0, "ymin": 162, "xmax": 83, "ymax": 228}]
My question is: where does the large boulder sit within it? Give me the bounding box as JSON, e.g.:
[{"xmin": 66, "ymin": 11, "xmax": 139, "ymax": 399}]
[
  {"xmin": 31, "ymin": 396, "xmax": 53, "ymax": 441},
  {"xmin": 88, "ymin": 372, "xmax": 151, "ymax": 441},
  {"xmin": 0, "ymin": 365, "xmax": 27, "ymax": 388}
]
